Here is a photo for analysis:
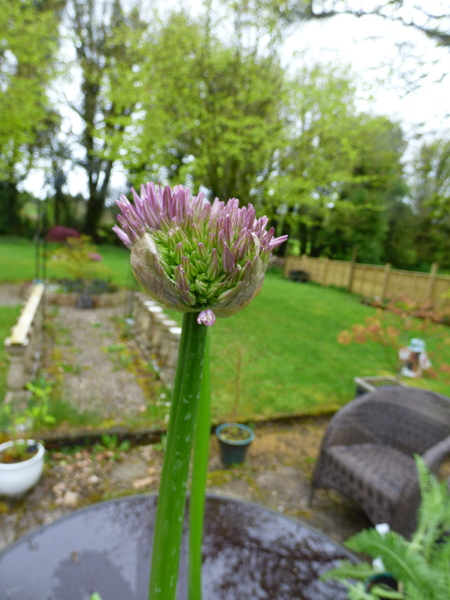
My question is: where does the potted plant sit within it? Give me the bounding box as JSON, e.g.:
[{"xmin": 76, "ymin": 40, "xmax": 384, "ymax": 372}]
[
  {"xmin": 338, "ymin": 294, "xmax": 450, "ymax": 397},
  {"xmin": 0, "ymin": 378, "xmax": 55, "ymax": 496},
  {"xmin": 0, "ymin": 439, "xmax": 45, "ymax": 497},
  {"xmin": 322, "ymin": 456, "xmax": 450, "ymax": 599},
  {"xmin": 216, "ymin": 422, "xmax": 255, "ymax": 466},
  {"xmin": 215, "ymin": 349, "xmax": 255, "ymax": 465}
]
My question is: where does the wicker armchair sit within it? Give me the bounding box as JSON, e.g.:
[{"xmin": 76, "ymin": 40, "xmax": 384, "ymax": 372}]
[{"xmin": 310, "ymin": 387, "xmax": 450, "ymax": 537}]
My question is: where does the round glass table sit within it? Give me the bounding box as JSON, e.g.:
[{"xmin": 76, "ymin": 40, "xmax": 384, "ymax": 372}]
[{"xmin": 0, "ymin": 494, "xmax": 353, "ymax": 599}]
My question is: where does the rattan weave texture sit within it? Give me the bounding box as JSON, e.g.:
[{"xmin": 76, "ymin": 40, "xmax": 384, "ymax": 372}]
[{"xmin": 311, "ymin": 387, "xmax": 450, "ymax": 537}]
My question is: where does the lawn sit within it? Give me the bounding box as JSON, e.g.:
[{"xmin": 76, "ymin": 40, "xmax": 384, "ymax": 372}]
[
  {"xmin": 167, "ymin": 273, "xmax": 450, "ymax": 421},
  {"xmin": 0, "ymin": 237, "xmax": 131, "ymax": 287},
  {"xmin": 0, "ymin": 305, "xmax": 22, "ymax": 399},
  {"xmin": 1, "ymin": 237, "xmax": 450, "ymax": 422}
]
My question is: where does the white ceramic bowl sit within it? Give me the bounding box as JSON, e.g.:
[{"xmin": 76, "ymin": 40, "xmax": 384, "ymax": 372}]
[{"xmin": 0, "ymin": 440, "xmax": 45, "ymax": 496}]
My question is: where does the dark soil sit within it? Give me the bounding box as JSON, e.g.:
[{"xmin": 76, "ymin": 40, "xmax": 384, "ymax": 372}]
[
  {"xmin": 0, "ymin": 445, "xmax": 38, "ymax": 464},
  {"xmin": 218, "ymin": 425, "xmax": 251, "ymax": 441}
]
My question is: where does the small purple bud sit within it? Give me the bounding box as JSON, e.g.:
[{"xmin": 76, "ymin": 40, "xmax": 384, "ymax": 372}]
[
  {"xmin": 269, "ymin": 235, "xmax": 288, "ymax": 250},
  {"xmin": 217, "ymin": 230, "xmax": 225, "ymax": 255},
  {"xmin": 112, "ymin": 225, "xmax": 132, "ymax": 248},
  {"xmin": 182, "ymin": 255, "xmax": 191, "ymax": 279},
  {"xmin": 197, "ymin": 309, "xmax": 216, "ymax": 327},
  {"xmin": 197, "ymin": 242, "xmax": 208, "ymax": 261},
  {"xmin": 207, "ymin": 249, "xmax": 220, "ymax": 280},
  {"xmin": 222, "ymin": 242, "xmax": 235, "ymax": 274},
  {"xmin": 175, "ymin": 242, "xmax": 183, "ymax": 264},
  {"xmin": 223, "ymin": 215, "xmax": 233, "ymax": 246}
]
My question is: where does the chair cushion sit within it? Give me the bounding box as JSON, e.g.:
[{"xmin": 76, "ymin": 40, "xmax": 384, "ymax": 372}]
[{"xmin": 327, "ymin": 443, "xmax": 417, "ymax": 505}]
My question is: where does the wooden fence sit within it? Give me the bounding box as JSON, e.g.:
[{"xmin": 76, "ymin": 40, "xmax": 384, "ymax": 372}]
[{"xmin": 283, "ymin": 255, "xmax": 450, "ymax": 308}]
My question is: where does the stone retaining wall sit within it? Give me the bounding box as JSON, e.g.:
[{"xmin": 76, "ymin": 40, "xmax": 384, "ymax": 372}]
[{"xmin": 132, "ymin": 293, "xmax": 182, "ymax": 389}]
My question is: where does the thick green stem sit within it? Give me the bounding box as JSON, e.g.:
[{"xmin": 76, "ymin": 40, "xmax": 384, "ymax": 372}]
[
  {"xmin": 188, "ymin": 335, "xmax": 211, "ymax": 600},
  {"xmin": 148, "ymin": 312, "xmax": 208, "ymax": 600}
]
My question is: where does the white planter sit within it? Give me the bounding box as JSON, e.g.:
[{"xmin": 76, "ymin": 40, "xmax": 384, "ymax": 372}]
[{"xmin": 0, "ymin": 440, "xmax": 45, "ymax": 497}]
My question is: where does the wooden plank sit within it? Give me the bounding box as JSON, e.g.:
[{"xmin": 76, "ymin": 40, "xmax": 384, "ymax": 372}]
[
  {"xmin": 9, "ymin": 284, "xmax": 44, "ymax": 345},
  {"xmin": 426, "ymin": 262, "xmax": 438, "ymax": 300}
]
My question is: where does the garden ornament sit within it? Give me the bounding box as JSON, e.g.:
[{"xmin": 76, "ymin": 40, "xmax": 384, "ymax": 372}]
[
  {"xmin": 399, "ymin": 338, "xmax": 431, "ymax": 378},
  {"xmin": 114, "ymin": 183, "xmax": 287, "ymax": 600}
]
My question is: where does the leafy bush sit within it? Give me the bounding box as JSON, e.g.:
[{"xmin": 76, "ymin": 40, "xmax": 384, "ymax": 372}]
[
  {"xmin": 46, "ymin": 226, "xmax": 81, "ymax": 243},
  {"xmin": 50, "ymin": 235, "xmax": 109, "ymax": 281},
  {"xmin": 323, "ymin": 457, "xmax": 450, "ymax": 599}
]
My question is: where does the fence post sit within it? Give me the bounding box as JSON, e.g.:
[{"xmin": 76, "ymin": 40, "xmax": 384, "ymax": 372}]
[
  {"xmin": 426, "ymin": 262, "xmax": 438, "ymax": 302},
  {"xmin": 348, "ymin": 246, "xmax": 357, "ymax": 292},
  {"xmin": 381, "ymin": 263, "xmax": 391, "ymax": 299},
  {"xmin": 301, "ymin": 254, "xmax": 307, "ymax": 270},
  {"xmin": 322, "ymin": 258, "xmax": 329, "ymax": 286},
  {"xmin": 283, "ymin": 255, "xmax": 291, "ymax": 278}
]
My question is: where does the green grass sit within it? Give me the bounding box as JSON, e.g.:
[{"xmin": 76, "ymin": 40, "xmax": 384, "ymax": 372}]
[
  {"xmin": 1, "ymin": 237, "xmax": 450, "ymax": 421},
  {"xmin": 0, "ymin": 305, "xmax": 22, "ymax": 399},
  {"xmin": 0, "ymin": 237, "xmax": 132, "ymax": 287},
  {"xmin": 169, "ymin": 273, "xmax": 450, "ymax": 421}
]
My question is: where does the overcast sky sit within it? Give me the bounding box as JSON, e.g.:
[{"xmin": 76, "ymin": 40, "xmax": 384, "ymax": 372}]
[{"xmin": 22, "ymin": 0, "xmax": 450, "ymax": 200}]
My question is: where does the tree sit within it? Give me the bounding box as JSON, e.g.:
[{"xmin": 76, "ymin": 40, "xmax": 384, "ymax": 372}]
[
  {"xmin": 128, "ymin": 9, "xmax": 286, "ymax": 207},
  {"xmin": 268, "ymin": 60, "xmax": 407, "ymax": 262},
  {"xmin": 62, "ymin": 0, "xmax": 148, "ymax": 236},
  {"xmin": 267, "ymin": 65, "xmax": 406, "ymax": 260},
  {"xmin": 274, "ymin": 1, "xmax": 450, "ymax": 49},
  {"xmin": 327, "ymin": 114, "xmax": 407, "ymax": 264},
  {"xmin": 0, "ymin": 0, "xmax": 61, "ymax": 234},
  {"xmin": 411, "ymin": 138, "xmax": 450, "ymax": 267},
  {"xmin": 269, "ymin": 1, "xmax": 450, "ymax": 96}
]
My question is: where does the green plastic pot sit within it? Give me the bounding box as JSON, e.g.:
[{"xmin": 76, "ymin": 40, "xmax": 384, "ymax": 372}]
[
  {"xmin": 364, "ymin": 573, "xmax": 398, "ymax": 598},
  {"xmin": 216, "ymin": 423, "xmax": 255, "ymax": 466}
]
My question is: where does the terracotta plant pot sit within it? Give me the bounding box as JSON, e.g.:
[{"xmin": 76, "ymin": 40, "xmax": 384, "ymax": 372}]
[
  {"xmin": 0, "ymin": 440, "xmax": 45, "ymax": 496},
  {"xmin": 216, "ymin": 423, "xmax": 255, "ymax": 466}
]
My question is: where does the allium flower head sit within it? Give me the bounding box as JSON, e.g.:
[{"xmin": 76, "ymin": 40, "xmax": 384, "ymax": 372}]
[{"xmin": 113, "ymin": 183, "xmax": 287, "ymax": 324}]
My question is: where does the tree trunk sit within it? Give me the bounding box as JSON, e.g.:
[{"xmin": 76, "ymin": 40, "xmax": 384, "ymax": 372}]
[
  {"xmin": 84, "ymin": 160, "xmax": 113, "ymax": 238},
  {"xmin": 0, "ymin": 181, "xmax": 20, "ymax": 234}
]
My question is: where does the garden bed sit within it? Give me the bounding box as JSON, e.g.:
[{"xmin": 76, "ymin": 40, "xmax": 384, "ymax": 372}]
[{"xmin": 45, "ymin": 287, "xmax": 126, "ymax": 308}]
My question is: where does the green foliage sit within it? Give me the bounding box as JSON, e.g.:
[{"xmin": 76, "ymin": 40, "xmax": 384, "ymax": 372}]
[
  {"xmin": 0, "ymin": 238, "xmax": 130, "ymax": 287},
  {"xmin": 66, "ymin": 0, "xmax": 149, "ymax": 235},
  {"xmin": 0, "ymin": 376, "xmax": 55, "ymax": 460},
  {"xmin": 24, "ymin": 377, "xmax": 56, "ymax": 430},
  {"xmin": 412, "ymin": 139, "xmax": 450, "ymax": 268},
  {"xmin": 93, "ymin": 434, "xmax": 130, "ymax": 459},
  {"xmin": 51, "ymin": 235, "xmax": 110, "ymax": 282},
  {"xmin": 0, "ymin": 0, "xmax": 61, "ymax": 233},
  {"xmin": 271, "ymin": 65, "xmax": 407, "ymax": 263},
  {"xmin": 132, "ymin": 9, "xmax": 285, "ymax": 207},
  {"xmin": 323, "ymin": 457, "xmax": 450, "ymax": 600}
]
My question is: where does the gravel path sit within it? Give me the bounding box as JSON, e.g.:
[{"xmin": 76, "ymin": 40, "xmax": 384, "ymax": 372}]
[
  {"xmin": 0, "ymin": 282, "xmax": 22, "ymax": 306},
  {"xmin": 54, "ymin": 306, "xmax": 147, "ymax": 419}
]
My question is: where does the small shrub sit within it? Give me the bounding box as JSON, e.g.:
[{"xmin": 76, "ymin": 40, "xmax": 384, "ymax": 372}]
[{"xmin": 46, "ymin": 226, "xmax": 81, "ymax": 243}]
